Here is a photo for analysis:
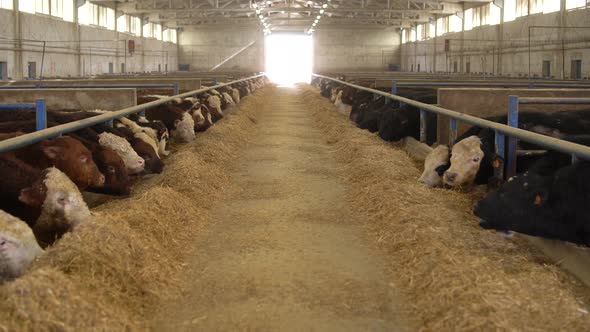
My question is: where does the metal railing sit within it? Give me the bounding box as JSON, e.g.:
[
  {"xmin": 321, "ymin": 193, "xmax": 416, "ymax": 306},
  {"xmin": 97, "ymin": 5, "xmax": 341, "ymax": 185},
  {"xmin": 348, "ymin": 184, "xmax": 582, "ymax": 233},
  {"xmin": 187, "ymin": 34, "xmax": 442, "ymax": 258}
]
[
  {"xmin": 312, "ymin": 74, "xmax": 590, "ymax": 178},
  {"xmin": 503, "ymin": 96, "xmax": 590, "ymax": 179},
  {"xmin": 0, "ymin": 74, "xmax": 265, "ymax": 153},
  {"xmin": 390, "ymin": 82, "xmax": 590, "ymax": 91},
  {"xmin": 0, "ymin": 83, "xmax": 180, "ymax": 95},
  {"xmin": 0, "ymin": 99, "xmax": 46, "ymax": 131}
]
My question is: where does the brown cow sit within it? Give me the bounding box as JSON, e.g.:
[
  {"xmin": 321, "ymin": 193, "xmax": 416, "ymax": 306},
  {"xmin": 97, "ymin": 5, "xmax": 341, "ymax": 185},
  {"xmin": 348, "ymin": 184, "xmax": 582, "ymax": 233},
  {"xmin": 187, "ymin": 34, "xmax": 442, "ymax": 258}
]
[
  {"xmin": 69, "ymin": 133, "xmax": 131, "ymax": 196},
  {"xmin": 0, "ymin": 154, "xmax": 90, "ymax": 248},
  {"xmin": 14, "ymin": 136, "xmax": 105, "ymax": 190}
]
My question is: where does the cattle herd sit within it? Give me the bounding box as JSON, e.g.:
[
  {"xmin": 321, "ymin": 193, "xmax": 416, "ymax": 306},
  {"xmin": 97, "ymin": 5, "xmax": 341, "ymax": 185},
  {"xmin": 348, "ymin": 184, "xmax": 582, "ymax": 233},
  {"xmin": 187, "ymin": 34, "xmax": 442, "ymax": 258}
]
[
  {"xmin": 0, "ymin": 76, "xmax": 269, "ymax": 281},
  {"xmin": 312, "ymin": 77, "xmax": 590, "ymax": 247}
]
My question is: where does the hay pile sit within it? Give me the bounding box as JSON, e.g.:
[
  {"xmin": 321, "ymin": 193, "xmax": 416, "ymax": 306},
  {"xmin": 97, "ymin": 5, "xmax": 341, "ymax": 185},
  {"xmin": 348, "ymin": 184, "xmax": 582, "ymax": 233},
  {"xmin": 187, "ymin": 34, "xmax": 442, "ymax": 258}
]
[
  {"xmin": 298, "ymin": 85, "xmax": 590, "ymax": 331},
  {"xmin": 0, "ymin": 86, "xmax": 275, "ymax": 331}
]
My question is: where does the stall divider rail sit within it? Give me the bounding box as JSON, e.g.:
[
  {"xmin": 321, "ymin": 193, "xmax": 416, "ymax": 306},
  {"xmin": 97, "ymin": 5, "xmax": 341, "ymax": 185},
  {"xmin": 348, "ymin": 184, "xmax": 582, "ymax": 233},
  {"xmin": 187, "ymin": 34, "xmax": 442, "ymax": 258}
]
[
  {"xmin": 0, "ymin": 83, "xmax": 180, "ymax": 95},
  {"xmin": 505, "ymin": 96, "xmax": 590, "ymax": 178},
  {"xmin": 0, "ymin": 99, "xmax": 46, "ymax": 131},
  {"xmin": 0, "ymin": 75, "xmax": 264, "ymax": 153},
  {"xmin": 312, "ymin": 74, "xmax": 590, "ymax": 182}
]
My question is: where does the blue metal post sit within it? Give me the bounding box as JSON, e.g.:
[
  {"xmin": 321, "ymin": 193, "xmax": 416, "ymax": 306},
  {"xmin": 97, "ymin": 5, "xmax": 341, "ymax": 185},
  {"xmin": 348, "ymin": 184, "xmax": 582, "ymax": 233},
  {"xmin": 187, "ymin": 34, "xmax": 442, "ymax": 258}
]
[
  {"xmin": 506, "ymin": 96, "xmax": 519, "ymax": 179},
  {"xmin": 449, "ymin": 118, "xmax": 458, "ymax": 145},
  {"xmin": 528, "ymin": 82, "xmax": 534, "ymax": 89},
  {"xmin": 572, "ymin": 154, "xmax": 579, "ymax": 163},
  {"xmin": 392, "ymin": 82, "xmax": 404, "ymax": 107},
  {"xmin": 419, "ymin": 109, "xmax": 427, "ymax": 143},
  {"xmin": 35, "ymin": 98, "xmax": 46, "ymax": 131},
  {"xmin": 494, "ymin": 131, "xmax": 506, "ymax": 180},
  {"xmin": 173, "ymin": 82, "xmax": 179, "ymax": 95}
]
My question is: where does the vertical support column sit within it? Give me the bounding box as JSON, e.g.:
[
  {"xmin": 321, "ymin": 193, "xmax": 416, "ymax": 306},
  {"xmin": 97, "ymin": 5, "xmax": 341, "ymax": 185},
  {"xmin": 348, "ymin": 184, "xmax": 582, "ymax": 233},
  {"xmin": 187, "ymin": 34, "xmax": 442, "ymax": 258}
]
[
  {"xmin": 173, "ymin": 82, "xmax": 179, "ymax": 95},
  {"xmin": 506, "ymin": 95, "xmax": 519, "ymax": 179},
  {"xmin": 141, "ymin": 15, "xmax": 146, "ymax": 72},
  {"xmin": 419, "ymin": 110, "xmax": 427, "ymax": 143},
  {"xmin": 559, "ymin": 0, "xmax": 566, "ymax": 79},
  {"xmin": 494, "ymin": 131, "xmax": 506, "ymax": 181},
  {"xmin": 12, "ymin": 0, "xmax": 23, "ymax": 80},
  {"xmin": 74, "ymin": 0, "xmax": 82, "ymax": 77},
  {"xmin": 449, "ymin": 118, "xmax": 458, "ymax": 145},
  {"xmin": 35, "ymin": 98, "xmax": 46, "ymax": 131},
  {"xmin": 433, "ymin": 17, "xmax": 438, "ymax": 72},
  {"xmin": 496, "ymin": 2, "xmax": 504, "ymax": 76}
]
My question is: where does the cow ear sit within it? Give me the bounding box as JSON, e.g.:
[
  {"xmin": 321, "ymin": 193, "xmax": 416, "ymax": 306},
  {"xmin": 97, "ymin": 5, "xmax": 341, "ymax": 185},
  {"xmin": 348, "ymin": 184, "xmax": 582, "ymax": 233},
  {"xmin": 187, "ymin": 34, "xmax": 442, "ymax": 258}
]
[
  {"xmin": 533, "ymin": 190, "xmax": 549, "ymax": 206},
  {"xmin": 41, "ymin": 145, "xmax": 62, "ymax": 159},
  {"xmin": 174, "ymin": 119, "xmax": 181, "ymax": 127},
  {"xmin": 435, "ymin": 163, "xmax": 451, "ymax": 176},
  {"xmin": 19, "ymin": 187, "xmax": 44, "ymax": 207},
  {"xmin": 492, "ymin": 154, "xmax": 504, "ymax": 169}
]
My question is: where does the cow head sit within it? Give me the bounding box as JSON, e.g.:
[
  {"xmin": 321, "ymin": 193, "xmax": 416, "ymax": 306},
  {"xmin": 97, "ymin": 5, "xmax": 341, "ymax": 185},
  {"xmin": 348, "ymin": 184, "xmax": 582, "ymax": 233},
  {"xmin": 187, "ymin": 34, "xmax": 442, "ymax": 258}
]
[
  {"xmin": 91, "ymin": 146, "xmax": 131, "ymax": 195},
  {"xmin": 40, "ymin": 137, "xmax": 105, "ymax": 190},
  {"xmin": 98, "ymin": 132, "xmax": 145, "ymax": 174},
  {"xmin": 443, "ymin": 136, "xmax": 485, "ymax": 187},
  {"xmin": 418, "ymin": 145, "xmax": 451, "ymax": 187},
  {"xmin": 475, "ymin": 172, "xmax": 555, "ymax": 236},
  {"xmin": 378, "ymin": 107, "xmax": 411, "ymax": 142},
  {"xmin": 0, "ymin": 210, "xmax": 44, "ymax": 280},
  {"xmin": 131, "ymin": 137, "xmax": 164, "ymax": 174},
  {"xmin": 20, "ymin": 167, "xmax": 91, "ymax": 230},
  {"xmin": 172, "ymin": 112, "xmax": 196, "ymax": 143}
]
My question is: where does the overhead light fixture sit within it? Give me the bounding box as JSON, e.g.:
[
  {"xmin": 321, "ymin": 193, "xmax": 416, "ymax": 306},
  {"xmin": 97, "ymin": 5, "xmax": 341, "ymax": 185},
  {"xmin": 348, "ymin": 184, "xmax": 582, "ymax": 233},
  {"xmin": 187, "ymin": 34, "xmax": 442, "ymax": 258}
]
[
  {"xmin": 259, "ymin": 14, "xmax": 263, "ymax": 19},
  {"xmin": 312, "ymin": 22, "xmax": 316, "ymax": 26},
  {"xmin": 322, "ymin": 4, "xmax": 328, "ymax": 8},
  {"xmin": 253, "ymin": 3, "xmax": 257, "ymax": 8},
  {"xmin": 256, "ymin": 9, "xmax": 260, "ymax": 14},
  {"xmin": 320, "ymin": 9, "xmax": 324, "ymax": 14},
  {"xmin": 281, "ymin": 10, "xmax": 285, "ymax": 14},
  {"xmin": 317, "ymin": 15, "xmax": 321, "ymax": 19}
]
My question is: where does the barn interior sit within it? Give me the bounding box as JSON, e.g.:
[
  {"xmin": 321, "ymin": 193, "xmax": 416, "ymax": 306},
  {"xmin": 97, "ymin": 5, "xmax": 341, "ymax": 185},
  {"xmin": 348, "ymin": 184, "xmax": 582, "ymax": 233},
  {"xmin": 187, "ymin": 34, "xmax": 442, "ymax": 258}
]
[{"xmin": 1, "ymin": 1, "xmax": 590, "ymax": 330}]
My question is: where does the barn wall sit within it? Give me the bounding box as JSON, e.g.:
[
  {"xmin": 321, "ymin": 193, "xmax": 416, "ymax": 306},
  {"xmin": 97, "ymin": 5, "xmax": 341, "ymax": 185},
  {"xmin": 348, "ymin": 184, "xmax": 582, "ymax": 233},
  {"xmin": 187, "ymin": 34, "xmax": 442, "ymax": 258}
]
[
  {"xmin": 314, "ymin": 28, "xmax": 401, "ymax": 72},
  {"xmin": 177, "ymin": 28, "xmax": 265, "ymax": 72},
  {"xmin": 401, "ymin": 5, "xmax": 590, "ymax": 79},
  {"xmin": 0, "ymin": 8, "xmax": 177, "ymax": 80}
]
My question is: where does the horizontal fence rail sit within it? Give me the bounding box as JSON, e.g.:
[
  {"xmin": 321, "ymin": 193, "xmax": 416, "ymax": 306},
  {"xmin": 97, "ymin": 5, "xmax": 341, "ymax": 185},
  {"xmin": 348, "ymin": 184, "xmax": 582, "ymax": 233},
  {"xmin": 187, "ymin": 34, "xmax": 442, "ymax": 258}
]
[
  {"xmin": 312, "ymin": 73, "xmax": 590, "ymax": 164},
  {"xmin": 0, "ymin": 99, "xmax": 46, "ymax": 131},
  {"xmin": 0, "ymin": 74, "xmax": 265, "ymax": 153},
  {"xmin": 504, "ymin": 95, "xmax": 590, "ymax": 178},
  {"xmin": 0, "ymin": 83, "xmax": 180, "ymax": 95},
  {"xmin": 390, "ymin": 82, "xmax": 590, "ymax": 91}
]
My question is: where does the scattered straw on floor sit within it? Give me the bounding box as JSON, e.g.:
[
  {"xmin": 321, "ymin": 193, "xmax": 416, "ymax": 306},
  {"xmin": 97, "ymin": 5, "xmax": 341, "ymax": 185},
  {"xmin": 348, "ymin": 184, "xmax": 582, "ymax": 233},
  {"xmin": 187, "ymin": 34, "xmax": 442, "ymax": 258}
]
[
  {"xmin": 298, "ymin": 85, "xmax": 590, "ymax": 331},
  {"xmin": 0, "ymin": 86, "xmax": 277, "ymax": 332}
]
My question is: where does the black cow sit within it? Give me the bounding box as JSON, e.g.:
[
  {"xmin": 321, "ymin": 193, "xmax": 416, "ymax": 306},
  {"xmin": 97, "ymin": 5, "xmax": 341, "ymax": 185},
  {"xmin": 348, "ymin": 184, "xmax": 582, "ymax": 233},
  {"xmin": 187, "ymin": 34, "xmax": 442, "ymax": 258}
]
[{"xmin": 475, "ymin": 160, "xmax": 590, "ymax": 246}]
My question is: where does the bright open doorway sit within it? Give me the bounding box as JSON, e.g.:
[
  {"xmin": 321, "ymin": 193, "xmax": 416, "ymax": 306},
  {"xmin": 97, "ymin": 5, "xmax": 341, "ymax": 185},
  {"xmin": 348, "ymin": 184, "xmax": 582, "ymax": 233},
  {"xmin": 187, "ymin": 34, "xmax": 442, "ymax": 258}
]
[{"xmin": 265, "ymin": 33, "xmax": 313, "ymax": 86}]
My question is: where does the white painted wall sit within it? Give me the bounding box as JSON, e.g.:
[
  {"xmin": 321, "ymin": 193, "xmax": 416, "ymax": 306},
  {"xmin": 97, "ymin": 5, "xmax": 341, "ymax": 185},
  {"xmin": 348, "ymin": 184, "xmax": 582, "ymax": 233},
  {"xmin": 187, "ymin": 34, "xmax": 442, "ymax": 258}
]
[
  {"xmin": 0, "ymin": 8, "xmax": 177, "ymax": 79},
  {"xmin": 401, "ymin": 6, "xmax": 590, "ymax": 79},
  {"xmin": 314, "ymin": 28, "xmax": 401, "ymax": 72},
  {"xmin": 178, "ymin": 28, "xmax": 264, "ymax": 72}
]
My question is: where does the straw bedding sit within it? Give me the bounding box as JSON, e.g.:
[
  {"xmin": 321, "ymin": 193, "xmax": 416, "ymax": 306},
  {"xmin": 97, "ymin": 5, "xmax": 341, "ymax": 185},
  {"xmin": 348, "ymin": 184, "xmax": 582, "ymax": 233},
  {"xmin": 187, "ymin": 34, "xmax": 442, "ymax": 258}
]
[
  {"xmin": 0, "ymin": 86, "xmax": 274, "ymax": 331},
  {"xmin": 298, "ymin": 85, "xmax": 590, "ymax": 331}
]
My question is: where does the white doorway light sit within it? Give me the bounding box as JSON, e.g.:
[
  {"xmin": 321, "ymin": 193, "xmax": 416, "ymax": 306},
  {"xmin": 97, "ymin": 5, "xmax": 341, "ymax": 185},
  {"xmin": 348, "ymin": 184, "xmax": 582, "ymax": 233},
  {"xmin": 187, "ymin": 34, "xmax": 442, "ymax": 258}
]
[{"xmin": 265, "ymin": 33, "xmax": 313, "ymax": 86}]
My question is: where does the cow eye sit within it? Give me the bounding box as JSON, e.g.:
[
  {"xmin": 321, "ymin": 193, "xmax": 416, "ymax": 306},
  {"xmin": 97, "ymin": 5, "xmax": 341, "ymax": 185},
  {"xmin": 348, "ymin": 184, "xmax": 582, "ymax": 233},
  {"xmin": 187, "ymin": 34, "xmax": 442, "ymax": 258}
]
[
  {"xmin": 472, "ymin": 157, "xmax": 480, "ymax": 162},
  {"xmin": 107, "ymin": 166, "xmax": 116, "ymax": 173},
  {"xmin": 80, "ymin": 155, "xmax": 87, "ymax": 163}
]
